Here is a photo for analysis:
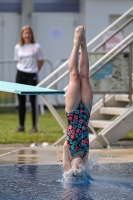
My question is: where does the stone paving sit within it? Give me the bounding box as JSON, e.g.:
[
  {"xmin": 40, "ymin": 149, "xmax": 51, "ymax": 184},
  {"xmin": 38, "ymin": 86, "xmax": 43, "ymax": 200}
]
[{"xmin": 0, "ymin": 144, "xmax": 133, "ymax": 165}]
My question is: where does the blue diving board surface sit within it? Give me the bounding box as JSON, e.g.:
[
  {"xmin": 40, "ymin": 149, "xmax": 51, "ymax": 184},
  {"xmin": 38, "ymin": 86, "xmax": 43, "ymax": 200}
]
[{"xmin": 0, "ymin": 81, "xmax": 65, "ymax": 95}]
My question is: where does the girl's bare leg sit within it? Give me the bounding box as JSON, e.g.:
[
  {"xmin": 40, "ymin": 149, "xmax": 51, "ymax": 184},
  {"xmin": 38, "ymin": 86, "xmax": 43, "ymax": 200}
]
[
  {"xmin": 79, "ymin": 27, "xmax": 93, "ymax": 112},
  {"xmin": 65, "ymin": 26, "xmax": 83, "ymax": 113}
]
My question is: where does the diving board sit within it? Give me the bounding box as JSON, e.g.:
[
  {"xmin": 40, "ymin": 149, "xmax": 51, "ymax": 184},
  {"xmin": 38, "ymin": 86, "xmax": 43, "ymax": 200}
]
[{"xmin": 0, "ymin": 81, "xmax": 65, "ymax": 95}]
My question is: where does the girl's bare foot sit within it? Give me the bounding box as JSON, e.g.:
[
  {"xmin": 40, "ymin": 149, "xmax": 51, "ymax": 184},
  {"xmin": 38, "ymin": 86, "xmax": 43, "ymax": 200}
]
[
  {"xmin": 81, "ymin": 26, "xmax": 86, "ymax": 46},
  {"xmin": 73, "ymin": 26, "xmax": 83, "ymax": 45}
]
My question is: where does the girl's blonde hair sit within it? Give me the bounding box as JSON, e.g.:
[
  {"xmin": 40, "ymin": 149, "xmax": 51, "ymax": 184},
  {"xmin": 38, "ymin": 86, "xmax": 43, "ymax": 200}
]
[
  {"xmin": 18, "ymin": 25, "xmax": 35, "ymax": 46},
  {"xmin": 63, "ymin": 163, "xmax": 86, "ymax": 179}
]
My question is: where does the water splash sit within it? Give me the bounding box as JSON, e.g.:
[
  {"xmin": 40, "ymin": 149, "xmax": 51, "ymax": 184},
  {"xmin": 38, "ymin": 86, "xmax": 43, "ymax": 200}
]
[{"xmin": 57, "ymin": 152, "xmax": 100, "ymax": 185}]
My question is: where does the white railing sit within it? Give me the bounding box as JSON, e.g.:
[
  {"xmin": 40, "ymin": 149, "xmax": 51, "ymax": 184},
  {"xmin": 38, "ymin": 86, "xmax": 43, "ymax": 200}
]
[
  {"xmin": 87, "ymin": 7, "xmax": 133, "ymax": 50},
  {"xmin": 37, "ymin": 7, "xmax": 133, "ymax": 89},
  {"xmin": 38, "ymin": 33, "xmax": 133, "ymax": 93},
  {"xmin": 89, "ymin": 33, "xmax": 133, "ymax": 75}
]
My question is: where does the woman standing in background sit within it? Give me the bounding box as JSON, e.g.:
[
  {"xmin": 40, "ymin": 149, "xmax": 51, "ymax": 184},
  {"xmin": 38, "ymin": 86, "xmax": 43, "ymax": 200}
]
[{"xmin": 14, "ymin": 25, "xmax": 44, "ymax": 133}]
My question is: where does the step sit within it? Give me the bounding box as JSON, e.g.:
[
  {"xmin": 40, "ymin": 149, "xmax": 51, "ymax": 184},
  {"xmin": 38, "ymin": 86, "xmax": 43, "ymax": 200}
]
[
  {"xmin": 100, "ymin": 107, "xmax": 128, "ymax": 115},
  {"xmin": 115, "ymin": 94, "xmax": 133, "ymax": 102},
  {"xmin": 90, "ymin": 120, "xmax": 112, "ymax": 128},
  {"xmin": 89, "ymin": 134, "xmax": 103, "ymax": 149},
  {"xmin": 100, "ymin": 106, "xmax": 133, "ymax": 144},
  {"xmin": 89, "ymin": 133, "xmax": 95, "ymax": 140}
]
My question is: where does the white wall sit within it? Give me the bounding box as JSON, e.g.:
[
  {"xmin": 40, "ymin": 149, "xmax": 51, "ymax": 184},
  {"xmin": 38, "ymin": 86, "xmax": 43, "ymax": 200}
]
[
  {"xmin": 33, "ymin": 12, "xmax": 79, "ymax": 105},
  {"xmin": 33, "ymin": 13, "xmax": 79, "ymax": 68},
  {"xmin": 0, "ymin": 13, "xmax": 20, "ymax": 83},
  {"xmin": 80, "ymin": 0, "xmax": 133, "ymax": 42},
  {"xmin": 0, "ymin": 13, "xmax": 20, "ymax": 59}
]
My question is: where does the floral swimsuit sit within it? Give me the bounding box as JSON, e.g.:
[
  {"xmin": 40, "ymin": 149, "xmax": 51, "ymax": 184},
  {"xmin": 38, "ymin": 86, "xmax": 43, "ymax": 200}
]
[{"xmin": 65, "ymin": 102, "xmax": 90, "ymax": 158}]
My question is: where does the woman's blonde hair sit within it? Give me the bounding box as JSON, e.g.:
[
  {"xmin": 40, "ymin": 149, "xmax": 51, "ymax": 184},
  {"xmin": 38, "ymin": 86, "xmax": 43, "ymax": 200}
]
[{"xmin": 18, "ymin": 25, "xmax": 35, "ymax": 46}]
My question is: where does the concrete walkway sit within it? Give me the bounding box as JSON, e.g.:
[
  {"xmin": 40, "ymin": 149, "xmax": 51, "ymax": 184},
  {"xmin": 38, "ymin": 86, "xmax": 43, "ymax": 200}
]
[{"xmin": 0, "ymin": 144, "xmax": 133, "ymax": 165}]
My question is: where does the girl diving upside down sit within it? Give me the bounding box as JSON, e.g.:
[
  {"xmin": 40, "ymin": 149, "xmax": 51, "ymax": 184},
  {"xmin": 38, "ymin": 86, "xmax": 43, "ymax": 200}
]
[{"xmin": 62, "ymin": 26, "xmax": 93, "ymax": 178}]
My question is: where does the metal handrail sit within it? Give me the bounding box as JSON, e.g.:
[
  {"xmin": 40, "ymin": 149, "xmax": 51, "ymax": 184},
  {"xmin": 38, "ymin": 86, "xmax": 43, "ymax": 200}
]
[
  {"xmin": 37, "ymin": 7, "xmax": 133, "ymax": 88},
  {"xmin": 89, "ymin": 32, "xmax": 133, "ymax": 72},
  {"xmin": 63, "ymin": 33, "xmax": 133, "ymax": 93},
  {"xmin": 47, "ymin": 70, "xmax": 69, "ymax": 89},
  {"xmin": 90, "ymin": 38, "xmax": 133, "ymax": 78},
  {"xmin": 40, "ymin": 33, "xmax": 133, "ymax": 92},
  {"xmin": 92, "ymin": 16, "xmax": 133, "ymax": 52},
  {"xmin": 0, "ymin": 59, "xmax": 53, "ymax": 68},
  {"xmin": 37, "ymin": 60, "xmax": 69, "ymax": 87},
  {"xmin": 0, "ymin": 59, "xmax": 54, "ymax": 107},
  {"xmin": 0, "ymin": 60, "xmax": 16, "ymax": 63},
  {"xmin": 87, "ymin": 6, "xmax": 133, "ymax": 49}
]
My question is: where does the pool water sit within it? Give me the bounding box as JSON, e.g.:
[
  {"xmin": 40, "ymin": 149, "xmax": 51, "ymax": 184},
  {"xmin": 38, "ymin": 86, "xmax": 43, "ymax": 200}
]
[{"xmin": 0, "ymin": 162, "xmax": 133, "ymax": 200}]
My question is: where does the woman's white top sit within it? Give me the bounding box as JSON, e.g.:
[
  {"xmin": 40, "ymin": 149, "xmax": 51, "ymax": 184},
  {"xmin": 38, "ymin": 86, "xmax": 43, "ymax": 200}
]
[{"xmin": 14, "ymin": 43, "xmax": 44, "ymax": 73}]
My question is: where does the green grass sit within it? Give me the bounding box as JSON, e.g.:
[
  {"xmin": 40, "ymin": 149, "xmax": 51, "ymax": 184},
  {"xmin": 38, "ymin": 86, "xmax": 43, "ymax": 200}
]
[
  {"xmin": 0, "ymin": 110, "xmax": 67, "ymax": 144},
  {"xmin": 110, "ymin": 115, "xmax": 133, "ymax": 140},
  {"xmin": 0, "ymin": 110, "xmax": 133, "ymax": 144},
  {"xmin": 123, "ymin": 130, "xmax": 133, "ymax": 140}
]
